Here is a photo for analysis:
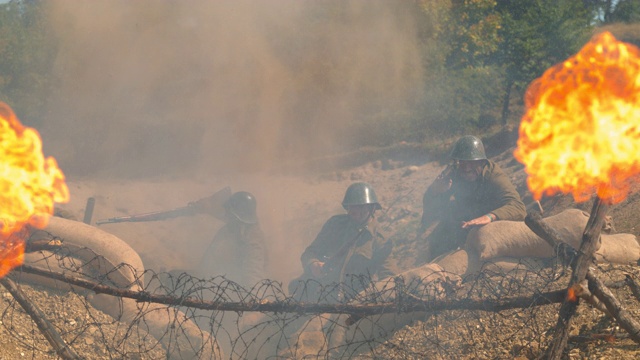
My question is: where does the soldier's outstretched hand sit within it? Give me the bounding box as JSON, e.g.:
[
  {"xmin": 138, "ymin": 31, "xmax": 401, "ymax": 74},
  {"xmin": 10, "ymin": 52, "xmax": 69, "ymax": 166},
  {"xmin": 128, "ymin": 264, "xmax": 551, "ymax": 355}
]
[{"xmin": 461, "ymin": 214, "xmax": 492, "ymax": 228}]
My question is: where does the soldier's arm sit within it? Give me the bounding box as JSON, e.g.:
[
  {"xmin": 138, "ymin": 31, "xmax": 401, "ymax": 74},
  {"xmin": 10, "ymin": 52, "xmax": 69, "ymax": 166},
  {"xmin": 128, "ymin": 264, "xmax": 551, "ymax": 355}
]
[
  {"xmin": 486, "ymin": 168, "xmax": 526, "ymax": 221},
  {"xmin": 373, "ymin": 236, "xmax": 397, "ymax": 280},
  {"xmin": 300, "ymin": 216, "xmax": 341, "ymax": 272}
]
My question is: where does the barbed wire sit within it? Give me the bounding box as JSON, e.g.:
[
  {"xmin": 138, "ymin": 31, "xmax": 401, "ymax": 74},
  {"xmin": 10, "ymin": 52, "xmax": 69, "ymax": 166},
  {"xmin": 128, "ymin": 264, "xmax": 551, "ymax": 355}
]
[{"xmin": 2, "ymin": 245, "xmax": 640, "ymax": 359}]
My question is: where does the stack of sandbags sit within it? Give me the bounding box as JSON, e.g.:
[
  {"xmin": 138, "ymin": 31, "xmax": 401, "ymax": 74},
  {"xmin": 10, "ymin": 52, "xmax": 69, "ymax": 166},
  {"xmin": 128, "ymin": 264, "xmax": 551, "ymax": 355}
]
[
  {"xmin": 466, "ymin": 209, "xmax": 640, "ymax": 265},
  {"xmin": 17, "ymin": 217, "xmax": 221, "ymax": 359}
]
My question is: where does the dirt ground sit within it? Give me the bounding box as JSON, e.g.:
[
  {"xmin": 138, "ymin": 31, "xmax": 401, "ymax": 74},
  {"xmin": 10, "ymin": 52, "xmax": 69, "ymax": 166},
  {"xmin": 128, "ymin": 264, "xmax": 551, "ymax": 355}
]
[{"xmin": 2, "ymin": 132, "xmax": 640, "ymax": 359}]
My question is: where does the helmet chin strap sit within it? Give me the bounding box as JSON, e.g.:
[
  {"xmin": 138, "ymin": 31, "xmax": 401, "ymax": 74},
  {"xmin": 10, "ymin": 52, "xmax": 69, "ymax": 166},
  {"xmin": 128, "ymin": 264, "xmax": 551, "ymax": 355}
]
[
  {"xmin": 365, "ymin": 209, "xmax": 375, "ymax": 222},
  {"xmin": 350, "ymin": 206, "xmax": 375, "ymax": 225}
]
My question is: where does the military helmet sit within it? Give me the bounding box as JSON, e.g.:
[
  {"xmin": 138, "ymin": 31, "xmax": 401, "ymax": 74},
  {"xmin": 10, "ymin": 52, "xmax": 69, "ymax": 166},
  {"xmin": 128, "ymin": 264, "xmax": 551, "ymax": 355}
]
[
  {"xmin": 224, "ymin": 191, "xmax": 258, "ymax": 224},
  {"xmin": 450, "ymin": 135, "xmax": 487, "ymax": 161},
  {"xmin": 341, "ymin": 182, "xmax": 382, "ymax": 210}
]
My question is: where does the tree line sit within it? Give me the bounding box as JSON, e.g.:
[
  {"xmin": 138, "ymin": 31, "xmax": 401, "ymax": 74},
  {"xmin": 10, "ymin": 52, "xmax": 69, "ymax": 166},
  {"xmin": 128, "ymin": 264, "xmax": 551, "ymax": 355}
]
[{"xmin": 0, "ymin": 0, "xmax": 638, "ymax": 149}]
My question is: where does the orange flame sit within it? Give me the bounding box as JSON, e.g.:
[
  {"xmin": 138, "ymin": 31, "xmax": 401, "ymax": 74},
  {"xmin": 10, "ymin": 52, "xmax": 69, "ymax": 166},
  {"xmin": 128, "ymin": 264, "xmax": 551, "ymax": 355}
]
[
  {"xmin": 514, "ymin": 32, "xmax": 640, "ymax": 204},
  {"xmin": 0, "ymin": 102, "xmax": 69, "ymax": 277},
  {"xmin": 566, "ymin": 286, "xmax": 578, "ymax": 302}
]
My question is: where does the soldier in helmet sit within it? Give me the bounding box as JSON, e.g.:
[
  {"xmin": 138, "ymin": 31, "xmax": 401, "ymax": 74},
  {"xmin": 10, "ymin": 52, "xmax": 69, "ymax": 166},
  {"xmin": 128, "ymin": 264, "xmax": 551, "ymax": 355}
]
[
  {"xmin": 418, "ymin": 135, "xmax": 526, "ymax": 262},
  {"xmin": 195, "ymin": 191, "xmax": 267, "ymax": 288},
  {"xmin": 288, "ymin": 182, "xmax": 396, "ymax": 302}
]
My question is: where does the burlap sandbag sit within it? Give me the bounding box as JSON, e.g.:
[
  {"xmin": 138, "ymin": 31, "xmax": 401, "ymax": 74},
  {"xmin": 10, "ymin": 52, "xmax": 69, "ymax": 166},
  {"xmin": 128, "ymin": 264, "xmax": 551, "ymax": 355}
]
[
  {"xmin": 467, "ymin": 208, "xmax": 639, "ymax": 265},
  {"xmin": 11, "ymin": 251, "xmax": 88, "ymax": 291},
  {"xmin": 467, "ymin": 209, "xmax": 590, "ymax": 260},
  {"xmin": 20, "ymin": 217, "xmax": 220, "ymax": 359},
  {"xmin": 595, "ymin": 233, "xmax": 640, "ymax": 264},
  {"xmin": 26, "ymin": 216, "xmax": 145, "ymax": 288}
]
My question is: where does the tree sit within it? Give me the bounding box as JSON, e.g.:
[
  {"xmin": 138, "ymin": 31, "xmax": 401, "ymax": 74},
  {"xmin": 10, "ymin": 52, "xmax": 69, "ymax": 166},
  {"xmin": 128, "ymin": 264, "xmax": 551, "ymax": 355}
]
[
  {"xmin": 586, "ymin": 0, "xmax": 640, "ymax": 24},
  {"xmin": 494, "ymin": 0, "xmax": 594, "ymax": 125},
  {"xmin": 437, "ymin": 0, "xmax": 503, "ymax": 69},
  {"xmin": 415, "ymin": 0, "xmax": 596, "ymax": 133}
]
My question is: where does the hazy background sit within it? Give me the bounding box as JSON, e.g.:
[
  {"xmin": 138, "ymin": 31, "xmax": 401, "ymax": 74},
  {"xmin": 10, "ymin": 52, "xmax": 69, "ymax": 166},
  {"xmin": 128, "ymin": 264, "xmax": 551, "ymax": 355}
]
[
  {"xmin": 41, "ymin": 0, "xmax": 424, "ymax": 178},
  {"xmin": 39, "ymin": 0, "xmax": 425, "ymax": 283}
]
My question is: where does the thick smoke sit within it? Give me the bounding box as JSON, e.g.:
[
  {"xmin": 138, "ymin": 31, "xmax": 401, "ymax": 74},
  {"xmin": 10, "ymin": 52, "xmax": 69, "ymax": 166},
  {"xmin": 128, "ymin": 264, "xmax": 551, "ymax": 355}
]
[
  {"xmin": 42, "ymin": 0, "xmax": 423, "ymax": 178},
  {"xmin": 40, "ymin": 0, "xmax": 424, "ymax": 282}
]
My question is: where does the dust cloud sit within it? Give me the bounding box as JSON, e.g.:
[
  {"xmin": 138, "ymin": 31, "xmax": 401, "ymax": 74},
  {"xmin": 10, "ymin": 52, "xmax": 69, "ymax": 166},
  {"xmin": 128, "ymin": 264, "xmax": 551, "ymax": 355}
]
[{"xmin": 40, "ymin": 1, "xmax": 425, "ymax": 283}]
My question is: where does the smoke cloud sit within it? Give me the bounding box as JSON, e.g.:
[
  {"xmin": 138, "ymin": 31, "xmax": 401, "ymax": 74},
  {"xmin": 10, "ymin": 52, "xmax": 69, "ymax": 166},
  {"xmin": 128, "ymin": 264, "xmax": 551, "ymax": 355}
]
[
  {"xmin": 40, "ymin": 0, "xmax": 424, "ymax": 282},
  {"xmin": 42, "ymin": 0, "xmax": 423, "ymax": 177}
]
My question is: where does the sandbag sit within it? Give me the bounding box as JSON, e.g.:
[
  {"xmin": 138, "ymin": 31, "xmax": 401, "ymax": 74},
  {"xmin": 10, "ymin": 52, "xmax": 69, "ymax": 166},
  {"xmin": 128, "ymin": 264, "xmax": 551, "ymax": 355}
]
[
  {"xmin": 433, "ymin": 248, "xmax": 483, "ymax": 277},
  {"xmin": 431, "ymin": 249, "xmax": 555, "ymax": 279},
  {"xmin": 479, "ymin": 256, "xmax": 553, "ymax": 275},
  {"xmin": 27, "ymin": 216, "xmax": 145, "ymax": 289},
  {"xmin": 466, "ymin": 209, "xmax": 637, "ymax": 265},
  {"xmin": 595, "ymin": 233, "xmax": 640, "ymax": 264},
  {"xmin": 375, "ymin": 263, "xmax": 461, "ymax": 301},
  {"xmin": 10, "ymin": 251, "xmax": 89, "ymax": 291},
  {"xmin": 18, "ymin": 216, "xmax": 220, "ymax": 359},
  {"xmin": 467, "ymin": 209, "xmax": 591, "ymax": 260},
  {"xmin": 89, "ymin": 293, "xmax": 219, "ymax": 359}
]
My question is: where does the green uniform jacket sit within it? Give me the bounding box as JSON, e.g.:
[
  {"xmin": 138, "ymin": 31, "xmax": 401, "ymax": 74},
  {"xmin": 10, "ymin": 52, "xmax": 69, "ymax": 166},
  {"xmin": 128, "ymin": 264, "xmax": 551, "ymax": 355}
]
[
  {"xmin": 196, "ymin": 222, "xmax": 267, "ymax": 288},
  {"xmin": 421, "ymin": 160, "xmax": 526, "ymax": 228},
  {"xmin": 300, "ymin": 214, "xmax": 396, "ymax": 286},
  {"xmin": 418, "ymin": 160, "xmax": 526, "ymax": 261}
]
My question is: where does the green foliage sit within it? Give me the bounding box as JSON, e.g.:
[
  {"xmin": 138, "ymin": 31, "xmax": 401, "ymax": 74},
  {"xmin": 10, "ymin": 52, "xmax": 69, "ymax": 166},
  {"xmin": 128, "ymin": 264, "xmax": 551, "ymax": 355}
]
[
  {"xmin": 0, "ymin": 1, "xmax": 55, "ymax": 126},
  {"xmin": 421, "ymin": 66, "xmax": 503, "ymax": 139},
  {"xmin": 609, "ymin": 0, "xmax": 640, "ymax": 23},
  {"xmin": 586, "ymin": 0, "xmax": 640, "ymax": 24},
  {"xmin": 411, "ymin": 0, "xmax": 595, "ymax": 135},
  {"xmin": 497, "ymin": 0, "xmax": 593, "ymax": 82},
  {"xmin": 441, "ymin": 0, "xmax": 503, "ymax": 69}
]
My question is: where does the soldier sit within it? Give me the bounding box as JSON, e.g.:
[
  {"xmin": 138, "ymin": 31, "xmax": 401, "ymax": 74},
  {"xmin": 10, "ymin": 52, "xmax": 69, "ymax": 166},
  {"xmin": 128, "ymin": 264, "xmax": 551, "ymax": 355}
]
[
  {"xmin": 195, "ymin": 191, "xmax": 267, "ymax": 288},
  {"xmin": 289, "ymin": 182, "xmax": 396, "ymax": 302},
  {"xmin": 418, "ymin": 135, "xmax": 526, "ymax": 262}
]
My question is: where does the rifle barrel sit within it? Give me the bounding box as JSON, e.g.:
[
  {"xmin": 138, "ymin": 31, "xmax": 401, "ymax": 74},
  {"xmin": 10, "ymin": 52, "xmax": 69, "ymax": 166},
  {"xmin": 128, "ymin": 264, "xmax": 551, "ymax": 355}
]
[{"xmin": 96, "ymin": 206, "xmax": 194, "ymax": 226}]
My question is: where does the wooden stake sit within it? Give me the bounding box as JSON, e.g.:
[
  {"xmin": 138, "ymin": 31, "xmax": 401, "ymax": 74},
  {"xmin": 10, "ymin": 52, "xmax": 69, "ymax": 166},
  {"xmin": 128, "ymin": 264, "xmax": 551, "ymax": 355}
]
[
  {"xmin": 526, "ymin": 209, "xmax": 640, "ymax": 347},
  {"xmin": 588, "ymin": 272, "xmax": 640, "ymax": 343},
  {"xmin": 527, "ymin": 197, "xmax": 611, "ymax": 359},
  {"xmin": 0, "ymin": 277, "xmax": 80, "ymax": 359}
]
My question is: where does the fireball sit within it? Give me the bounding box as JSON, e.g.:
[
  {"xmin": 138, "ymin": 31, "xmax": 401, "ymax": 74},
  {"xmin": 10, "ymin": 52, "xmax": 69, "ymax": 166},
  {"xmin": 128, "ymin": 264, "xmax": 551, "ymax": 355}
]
[
  {"xmin": 0, "ymin": 102, "xmax": 69, "ymax": 277},
  {"xmin": 514, "ymin": 31, "xmax": 640, "ymax": 204}
]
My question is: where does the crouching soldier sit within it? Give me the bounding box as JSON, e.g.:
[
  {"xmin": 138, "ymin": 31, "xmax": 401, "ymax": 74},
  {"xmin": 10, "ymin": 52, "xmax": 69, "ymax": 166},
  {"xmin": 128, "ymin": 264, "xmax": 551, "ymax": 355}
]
[
  {"xmin": 418, "ymin": 135, "xmax": 526, "ymax": 263},
  {"xmin": 288, "ymin": 182, "xmax": 397, "ymax": 302},
  {"xmin": 195, "ymin": 191, "xmax": 267, "ymax": 288}
]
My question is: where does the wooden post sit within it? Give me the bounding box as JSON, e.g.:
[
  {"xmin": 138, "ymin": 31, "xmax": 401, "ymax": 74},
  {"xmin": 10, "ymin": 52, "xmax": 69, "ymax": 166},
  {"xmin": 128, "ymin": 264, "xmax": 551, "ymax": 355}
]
[
  {"xmin": 587, "ymin": 272, "xmax": 640, "ymax": 343},
  {"xmin": 0, "ymin": 277, "xmax": 80, "ymax": 359},
  {"xmin": 526, "ymin": 209, "xmax": 640, "ymax": 346},
  {"xmin": 527, "ymin": 197, "xmax": 610, "ymax": 359}
]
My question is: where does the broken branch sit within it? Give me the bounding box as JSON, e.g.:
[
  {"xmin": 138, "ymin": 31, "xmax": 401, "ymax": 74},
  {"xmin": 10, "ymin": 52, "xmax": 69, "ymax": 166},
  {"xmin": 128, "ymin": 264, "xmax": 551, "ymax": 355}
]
[{"xmin": 0, "ymin": 277, "xmax": 80, "ymax": 360}]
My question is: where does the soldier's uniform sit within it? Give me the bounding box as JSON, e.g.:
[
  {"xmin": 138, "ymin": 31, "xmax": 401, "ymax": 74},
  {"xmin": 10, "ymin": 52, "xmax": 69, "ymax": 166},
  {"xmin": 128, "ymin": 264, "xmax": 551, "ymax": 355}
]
[
  {"xmin": 289, "ymin": 182, "xmax": 396, "ymax": 302},
  {"xmin": 195, "ymin": 191, "xmax": 267, "ymax": 288},
  {"xmin": 420, "ymin": 136, "xmax": 526, "ymax": 262},
  {"xmin": 196, "ymin": 221, "xmax": 266, "ymax": 288}
]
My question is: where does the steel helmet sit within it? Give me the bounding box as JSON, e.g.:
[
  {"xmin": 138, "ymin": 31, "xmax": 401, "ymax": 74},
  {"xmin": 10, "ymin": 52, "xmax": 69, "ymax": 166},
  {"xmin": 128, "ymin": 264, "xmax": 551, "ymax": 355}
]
[
  {"xmin": 224, "ymin": 191, "xmax": 258, "ymax": 224},
  {"xmin": 341, "ymin": 182, "xmax": 382, "ymax": 210},
  {"xmin": 450, "ymin": 135, "xmax": 487, "ymax": 161}
]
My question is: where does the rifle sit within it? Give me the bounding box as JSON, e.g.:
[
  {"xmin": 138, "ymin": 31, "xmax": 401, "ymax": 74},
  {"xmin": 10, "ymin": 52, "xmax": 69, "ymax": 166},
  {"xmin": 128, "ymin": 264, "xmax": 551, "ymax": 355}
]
[
  {"xmin": 95, "ymin": 206, "xmax": 196, "ymax": 225},
  {"xmin": 96, "ymin": 186, "xmax": 232, "ymax": 226},
  {"xmin": 319, "ymin": 226, "xmax": 367, "ymax": 277}
]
